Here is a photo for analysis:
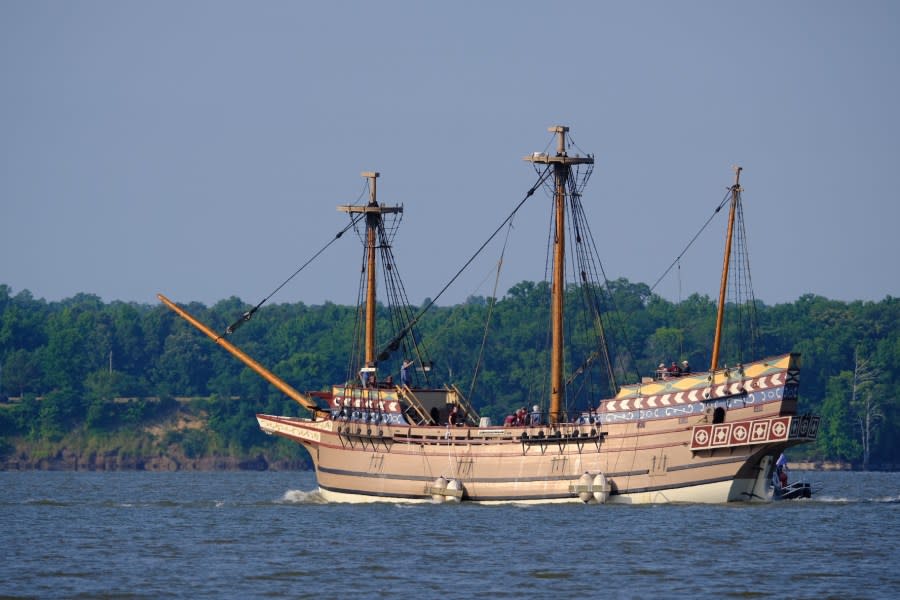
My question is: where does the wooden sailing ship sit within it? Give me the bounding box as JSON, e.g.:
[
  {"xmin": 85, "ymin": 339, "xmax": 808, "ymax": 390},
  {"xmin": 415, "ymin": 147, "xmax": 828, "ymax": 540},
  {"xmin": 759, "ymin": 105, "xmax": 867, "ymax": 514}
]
[{"xmin": 158, "ymin": 125, "xmax": 819, "ymax": 503}]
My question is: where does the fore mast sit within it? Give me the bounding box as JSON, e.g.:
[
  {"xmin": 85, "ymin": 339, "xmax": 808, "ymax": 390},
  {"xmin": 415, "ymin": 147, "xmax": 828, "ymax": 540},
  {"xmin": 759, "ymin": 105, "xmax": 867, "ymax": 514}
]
[
  {"xmin": 525, "ymin": 126, "xmax": 594, "ymax": 424},
  {"xmin": 338, "ymin": 172, "xmax": 403, "ymax": 372}
]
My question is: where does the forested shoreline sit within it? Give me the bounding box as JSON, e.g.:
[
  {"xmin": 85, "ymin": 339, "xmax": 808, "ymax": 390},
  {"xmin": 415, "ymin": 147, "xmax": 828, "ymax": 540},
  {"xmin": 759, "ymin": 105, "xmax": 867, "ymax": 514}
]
[{"xmin": 1, "ymin": 282, "xmax": 898, "ymax": 470}]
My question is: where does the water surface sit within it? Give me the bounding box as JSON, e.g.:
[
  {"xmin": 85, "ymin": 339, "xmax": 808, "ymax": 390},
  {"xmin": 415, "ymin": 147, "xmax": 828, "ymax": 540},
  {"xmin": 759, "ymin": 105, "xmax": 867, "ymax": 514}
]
[{"xmin": 1, "ymin": 470, "xmax": 897, "ymax": 598}]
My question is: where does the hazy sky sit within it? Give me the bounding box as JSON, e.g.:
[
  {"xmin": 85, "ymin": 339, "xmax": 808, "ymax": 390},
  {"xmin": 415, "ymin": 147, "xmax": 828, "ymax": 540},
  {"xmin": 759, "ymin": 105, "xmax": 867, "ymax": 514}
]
[{"xmin": 2, "ymin": 0, "xmax": 898, "ymax": 308}]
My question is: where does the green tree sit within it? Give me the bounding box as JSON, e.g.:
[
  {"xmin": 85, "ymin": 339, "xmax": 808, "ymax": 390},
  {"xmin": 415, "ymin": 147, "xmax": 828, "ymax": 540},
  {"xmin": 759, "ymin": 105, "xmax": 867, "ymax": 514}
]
[
  {"xmin": 2, "ymin": 349, "xmax": 41, "ymax": 397},
  {"xmin": 37, "ymin": 388, "xmax": 84, "ymax": 441},
  {"xmin": 647, "ymin": 326, "xmax": 684, "ymax": 366},
  {"xmin": 817, "ymin": 371, "xmax": 862, "ymax": 462}
]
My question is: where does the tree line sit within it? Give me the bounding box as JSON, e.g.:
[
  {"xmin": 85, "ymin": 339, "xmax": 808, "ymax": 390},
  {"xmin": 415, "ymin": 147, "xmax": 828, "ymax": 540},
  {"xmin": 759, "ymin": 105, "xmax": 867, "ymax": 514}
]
[{"xmin": 1, "ymin": 282, "xmax": 898, "ymax": 468}]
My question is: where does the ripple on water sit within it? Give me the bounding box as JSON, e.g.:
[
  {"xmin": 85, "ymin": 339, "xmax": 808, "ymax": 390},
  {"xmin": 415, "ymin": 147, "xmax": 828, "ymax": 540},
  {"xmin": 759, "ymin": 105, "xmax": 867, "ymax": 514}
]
[
  {"xmin": 24, "ymin": 498, "xmax": 73, "ymax": 507},
  {"xmin": 529, "ymin": 569, "xmax": 574, "ymax": 580}
]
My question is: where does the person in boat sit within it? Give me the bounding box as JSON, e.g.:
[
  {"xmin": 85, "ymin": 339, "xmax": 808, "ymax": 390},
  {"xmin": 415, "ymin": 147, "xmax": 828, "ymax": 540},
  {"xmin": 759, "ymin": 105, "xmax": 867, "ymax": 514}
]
[
  {"xmin": 530, "ymin": 404, "xmax": 542, "ymax": 426},
  {"xmin": 384, "ymin": 374, "xmax": 393, "ymax": 387},
  {"xmin": 503, "ymin": 413, "xmax": 515, "ymax": 427},
  {"xmin": 775, "ymin": 453, "xmax": 789, "ymax": 489},
  {"xmin": 681, "ymin": 360, "xmax": 691, "ymax": 375},
  {"xmin": 400, "ymin": 359, "xmax": 414, "ymax": 387},
  {"xmin": 657, "ymin": 363, "xmax": 667, "ymax": 380}
]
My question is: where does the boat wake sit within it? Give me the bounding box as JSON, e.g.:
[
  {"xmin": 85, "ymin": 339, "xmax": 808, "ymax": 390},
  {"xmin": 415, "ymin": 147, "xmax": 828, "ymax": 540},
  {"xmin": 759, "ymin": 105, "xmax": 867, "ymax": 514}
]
[
  {"xmin": 810, "ymin": 494, "xmax": 900, "ymax": 504},
  {"xmin": 279, "ymin": 489, "xmax": 327, "ymax": 504}
]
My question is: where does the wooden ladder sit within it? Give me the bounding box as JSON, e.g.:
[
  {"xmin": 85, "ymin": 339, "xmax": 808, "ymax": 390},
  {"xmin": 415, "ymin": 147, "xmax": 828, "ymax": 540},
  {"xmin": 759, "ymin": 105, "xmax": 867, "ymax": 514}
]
[
  {"xmin": 449, "ymin": 384, "xmax": 480, "ymax": 425},
  {"xmin": 397, "ymin": 385, "xmax": 431, "ymax": 425}
]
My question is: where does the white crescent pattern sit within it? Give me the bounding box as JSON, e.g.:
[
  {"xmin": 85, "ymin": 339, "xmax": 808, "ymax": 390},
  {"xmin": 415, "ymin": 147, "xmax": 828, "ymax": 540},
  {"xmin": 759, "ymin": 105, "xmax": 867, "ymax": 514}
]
[{"xmin": 602, "ymin": 373, "xmax": 786, "ymax": 414}]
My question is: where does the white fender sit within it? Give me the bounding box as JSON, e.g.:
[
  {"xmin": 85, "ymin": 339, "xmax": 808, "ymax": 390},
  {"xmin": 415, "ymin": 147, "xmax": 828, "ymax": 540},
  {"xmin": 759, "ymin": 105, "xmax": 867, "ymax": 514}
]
[
  {"xmin": 592, "ymin": 473, "xmax": 610, "ymax": 504},
  {"xmin": 431, "ymin": 476, "xmax": 448, "ymax": 503},
  {"xmin": 445, "ymin": 478, "xmax": 463, "ymax": 504},
  {"xmin": 577, "ymin": 472, "xmax": 594, "ymax": 503}
]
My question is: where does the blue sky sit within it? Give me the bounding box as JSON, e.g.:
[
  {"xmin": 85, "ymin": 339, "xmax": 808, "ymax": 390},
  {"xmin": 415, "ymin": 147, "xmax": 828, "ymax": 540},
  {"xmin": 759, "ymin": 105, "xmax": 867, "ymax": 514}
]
[{"xmin": 2, "ymin": 0, "xmax": 898, "ymax": 308}]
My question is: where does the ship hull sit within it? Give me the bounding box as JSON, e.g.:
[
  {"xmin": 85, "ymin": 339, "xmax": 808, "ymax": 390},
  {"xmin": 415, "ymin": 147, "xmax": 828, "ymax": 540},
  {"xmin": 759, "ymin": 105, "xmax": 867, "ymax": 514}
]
[{"xmin": 258, "ymin": 354, "xmax": 818, "ymax": 505}]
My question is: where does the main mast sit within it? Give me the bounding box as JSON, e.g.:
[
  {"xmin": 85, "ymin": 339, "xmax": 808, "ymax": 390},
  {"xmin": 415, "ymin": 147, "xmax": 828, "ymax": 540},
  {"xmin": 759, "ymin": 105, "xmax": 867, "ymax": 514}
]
[
  {"xmin": 710, "ymin": 166, "xmax": 742, "ymax": 372},
  {"xmin": 338, "ymin": 172, "xmax": 403, "ymax": 366},
  {"xmin": 525, "ymin": 126, "xmax": 594, "ymax": 424}
]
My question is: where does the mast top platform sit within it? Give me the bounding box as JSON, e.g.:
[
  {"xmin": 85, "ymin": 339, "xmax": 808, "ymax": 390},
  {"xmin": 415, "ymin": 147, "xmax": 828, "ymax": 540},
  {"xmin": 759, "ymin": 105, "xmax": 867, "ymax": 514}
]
[
  {"xmin": 337, "ymin": 170, "xmax": 403, "ymax": 215},
  {"xmin": 337, "ymin": 204, "xmax": 403, "ymax": 214},
  {"xmin": 523, "ymin": 124, "xmax": 594, "ymax": 166}
]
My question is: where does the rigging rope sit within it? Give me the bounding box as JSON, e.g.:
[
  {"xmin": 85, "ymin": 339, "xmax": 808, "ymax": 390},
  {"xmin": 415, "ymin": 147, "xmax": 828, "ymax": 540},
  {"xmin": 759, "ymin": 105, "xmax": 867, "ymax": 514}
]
[
  {"xmin": 569, "ymin": 189, "xmax": 618, "ymax": 396},
  {"xmin": 467, "ymin": 215, "xmax": 515, "ymax": 402},
  {"xmin": 722, "ymin": 191, "xmax": 760, "ymax": 364},
  {"xmin": 564, "ymin": 174, "xmax": 643, "ymax": 391},
  {"xmin": 423, "ymin": 263, "xmax": 496, "ymax": 357},
  {"xmin": 222, "ymin": 212, "xmax": 366, "ymax": 337},
  {"xmin": 347, "ymin": 238, "xmax": 369, "ymax": 382},
  {"xmin": 374, "ymin": 166, "xmax": 553, "ymax": 361},
  {"xmin": 677, "ymin": 260, "xmax": 684, "ymax": 359},
  {"xmin": 647, "ymin": 181, "xmax": 760, "ymax": 369},
  {"xmin": 648, "ymin": 189, "xmax": 732, "ymax": 295},
  {"xmin": 378, "ymin": 218, "xmax": 434, "ymax": 384}
]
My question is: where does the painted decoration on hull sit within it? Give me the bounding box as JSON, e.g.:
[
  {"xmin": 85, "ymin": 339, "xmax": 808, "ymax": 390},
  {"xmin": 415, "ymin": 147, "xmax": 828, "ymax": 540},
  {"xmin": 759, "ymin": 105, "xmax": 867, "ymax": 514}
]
[{"xmin": 690, "ymin": 414, "xmax": 819, "ymax": 451}]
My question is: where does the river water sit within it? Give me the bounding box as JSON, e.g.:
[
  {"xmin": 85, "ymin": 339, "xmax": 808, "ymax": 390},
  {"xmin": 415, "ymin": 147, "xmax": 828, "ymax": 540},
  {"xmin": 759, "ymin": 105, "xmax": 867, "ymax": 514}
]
[{"xmin": 0, "ymin": 470, "xmax": 897, "ymax": 599}]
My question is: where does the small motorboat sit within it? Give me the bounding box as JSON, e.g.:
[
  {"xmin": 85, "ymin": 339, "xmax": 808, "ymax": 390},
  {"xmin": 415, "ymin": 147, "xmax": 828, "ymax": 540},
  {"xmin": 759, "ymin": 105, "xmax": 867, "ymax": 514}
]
[{"xmin": 773, "ymin": 480, "xmax": 812, "ymax": 500}]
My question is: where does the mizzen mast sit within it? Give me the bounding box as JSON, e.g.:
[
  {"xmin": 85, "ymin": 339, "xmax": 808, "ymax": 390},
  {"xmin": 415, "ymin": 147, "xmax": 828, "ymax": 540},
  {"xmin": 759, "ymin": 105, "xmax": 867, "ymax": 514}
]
[
  {"xmin": 525, "ymin": 126, "xmax": 594, "ymax": 424},
  {"xmin": 710, "ymin": 166, "xmax": 742, "ymax": 373},
  {"xmin": 338, "ymin": 172, "xmax": 403, "ymax": 366}
]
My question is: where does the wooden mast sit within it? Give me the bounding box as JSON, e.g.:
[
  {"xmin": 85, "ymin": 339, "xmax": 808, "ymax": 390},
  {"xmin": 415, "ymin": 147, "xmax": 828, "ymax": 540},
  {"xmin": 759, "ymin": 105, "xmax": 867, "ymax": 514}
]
[
  {"xmin": 710, "ymin": 166, "xmax": 742, "ymax": 373},
  {"xmin": 338, "ymin": 172, "xmax": 403, "ymax": 369},
  {"xmin": 525, "ymin": 126, "xmax": 593, "ymax": 424},
  {"xmin": 364, "ymin": 172, "xmax": 378, "ymax": 364}
]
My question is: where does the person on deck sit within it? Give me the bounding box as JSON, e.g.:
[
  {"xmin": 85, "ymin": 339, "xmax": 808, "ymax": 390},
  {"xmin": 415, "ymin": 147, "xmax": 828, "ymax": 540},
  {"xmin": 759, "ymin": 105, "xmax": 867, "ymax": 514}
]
[
  {"xmin": 401, "ymin": 359, "xmax": 414, "ymax": 387},
  {"xmin": 530, "ymin": 405, "xmax": 542, "ymax": 426},
  {"xmin": 681, "ymin": 360, "xmax": 691, "ymax": 375},
  {"xmin": 657, "ymin": 363, "xmax": 667, "ymax": 380},
  {"xmin": 515, "ymin": 407, "xmax": 527, "ymax": 426},
  {"xmin": 668, "ymin": 361, "xmax": 682, "ymax": 377}
]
